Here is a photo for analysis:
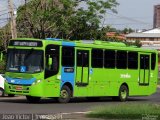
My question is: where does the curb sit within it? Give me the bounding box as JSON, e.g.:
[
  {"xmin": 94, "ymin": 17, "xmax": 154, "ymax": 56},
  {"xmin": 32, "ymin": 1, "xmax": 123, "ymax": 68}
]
[{"xmin": 61, "ymin": 112, "xmax": 103, "ymax": 120}]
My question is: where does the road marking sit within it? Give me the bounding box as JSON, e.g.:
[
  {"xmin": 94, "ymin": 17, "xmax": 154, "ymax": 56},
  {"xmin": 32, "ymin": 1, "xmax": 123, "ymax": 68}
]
[{"xmin": 61, "ymin": 111, "xmax": 92, "ymax": 115}]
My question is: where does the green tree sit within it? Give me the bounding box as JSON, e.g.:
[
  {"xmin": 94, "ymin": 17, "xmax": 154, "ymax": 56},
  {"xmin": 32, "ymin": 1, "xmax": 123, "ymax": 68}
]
[
  {"xmin": 122, "ymin": 28, "xmax": 134, "ymax": 34},
  {"xmin": 0, "ymin": 25, "xmax": 11, "ymax": 51},
  {"xmin": 16, "ymin": 0, "xmax": 118, "ymax": 40},
  {"xmin": 134, "ymin": 40, "xmax": 142, "ymax": 47}
]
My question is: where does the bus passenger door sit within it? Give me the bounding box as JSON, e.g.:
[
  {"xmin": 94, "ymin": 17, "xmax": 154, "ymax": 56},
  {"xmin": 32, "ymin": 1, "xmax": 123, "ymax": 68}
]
[
  {"xmin": 139, "ymin": 54, "xmax": 150, "ymax": 86},
  {"xmin": 76, "ymin": 50, "xmax": 89, "ymax": 86}
]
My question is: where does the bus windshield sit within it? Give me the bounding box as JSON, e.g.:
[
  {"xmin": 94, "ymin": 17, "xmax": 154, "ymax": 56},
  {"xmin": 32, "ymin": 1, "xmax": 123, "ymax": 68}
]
[{"xmin": 6, "ymin": 49, "xmax": 43, "ymax": 73}]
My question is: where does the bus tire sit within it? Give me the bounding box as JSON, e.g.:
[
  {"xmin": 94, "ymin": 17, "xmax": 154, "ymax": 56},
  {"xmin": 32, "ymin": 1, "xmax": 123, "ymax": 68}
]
[
  {"xmin": 118, "ymin": 85, "xmax": 128, "ymax": 102},
  {"xmin": 8, "ymin": 94, "xmax": 15, "ymax": 97},
  {"xmin": 58, "ymin": 85, "xmax": 71, "ymax": 103},
  {"xmin": 86, "ymin": 97, "xmax": 100, "ymax": 101},
  {"xmin": 0, "ymin": 88, "xmax": 4, "ymax": 97},
  {"xmin": 26, "ymin": 96, "xmax": 41, "ymax": 103}
]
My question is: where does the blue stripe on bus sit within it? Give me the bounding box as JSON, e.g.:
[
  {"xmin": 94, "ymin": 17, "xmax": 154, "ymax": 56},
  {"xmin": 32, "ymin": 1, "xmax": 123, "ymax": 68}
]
[
  {"xmin": 6, "ymin": 77, "xmax": 36, "ymax": 85},
  {"xmin": 61, "ymin": 67, "xmax": 75, "ymax": 89},
  {"xmin": 62, "ymin": 41, "xmax": 75, "ymax": 46}
]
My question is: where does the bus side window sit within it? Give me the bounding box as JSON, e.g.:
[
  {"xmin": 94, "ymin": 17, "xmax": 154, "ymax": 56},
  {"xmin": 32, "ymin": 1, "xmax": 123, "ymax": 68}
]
[
  {"xmin": 45, "ymin": 45, "xmax": 59, "ymax": 79},
  {"xmin": 128, "ymin": 52, "xmax": 138, "ymax": 69},
  {"xmin": 151, "ymin": 53, "xmax": 156, "ymax": 70},
  {"xmin": 62, "ymin": 47, "xmax": 74, "ymax": 67},
  {"xmin": 104, "ymin": 50, "xmax": 116, "ymax": 68},
  {"xmin": 116, "ymin": 51, "xmax": 127, "ymax": 69},
  {"xmin": 92, "ymin": 49, "xmax": 103, "ymax": 68},
  {"xmin": 140, "ymin": 55, "xmax": 150, "ymax": 69}
]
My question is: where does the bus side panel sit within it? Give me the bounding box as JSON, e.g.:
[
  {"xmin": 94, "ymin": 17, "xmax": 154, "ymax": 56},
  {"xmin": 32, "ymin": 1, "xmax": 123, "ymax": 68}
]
[
  {"xmin": 74, "ymin": 86, "xmax": 89, "ymax": 97},
  {"xmin": 74, "ymin": 53, "xmax": 158, "ymax": 97},
  {"xmin": 90, "ymin": 69, "xmax": 120, "ymax": 96},
  {"xmin": 128, "ymin": 70, "xmax": 157, "ymax": 96},
  {"xmin": 60, "ymin": 67, "xmax": 75, "ymax": 90},
  {"xmin": 90, "ymin": 69, "xmax": 112, "ymax": 96},
  {"xmin": 74, "ymin": 66, "xmax": 91, "ymax": 97},
  {"xmin": 43, "ymin": 75, "xmax": 61, "ymax": 97}
]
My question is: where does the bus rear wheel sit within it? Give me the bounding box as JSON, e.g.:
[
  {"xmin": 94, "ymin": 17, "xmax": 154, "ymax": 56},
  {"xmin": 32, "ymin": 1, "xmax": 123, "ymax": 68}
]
[
  {"xmin": 26, "ymin": 96, "xmax": 41, "ymax": 103},
  {"xmin": 118, "ymin": 85, "xmax": 128, "ymax": 102},
  {"xmin": 58, "ymin": 85, "xmax": 71, "ymax": 103}
]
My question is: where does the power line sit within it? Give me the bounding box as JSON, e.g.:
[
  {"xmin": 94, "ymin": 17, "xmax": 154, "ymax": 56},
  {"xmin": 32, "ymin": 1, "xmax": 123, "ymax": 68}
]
[
  {"xmin": 105, "ymin": 23, "xmax": 152, "ymax": 26},
  {"xmin": 106, "ymin": 17, "xmax": 152, "ymax": 20},
  {"xmin": 0, "ymin": 9, "xmax": 8, "ymax": 13},
  {"xmin": 0, "ymin": 18, "xmax": 9, "ymax": 20},
  {"xmin": 0, "ymin": 12, "xmax": 9, "ymax": 17},
  {"xmin": 0, "ymin": 20, "xmax": 9, "ymax": 24},
  {"xmin": 106, "ymin": 12, "xmax": 150, "ymax": 25}
]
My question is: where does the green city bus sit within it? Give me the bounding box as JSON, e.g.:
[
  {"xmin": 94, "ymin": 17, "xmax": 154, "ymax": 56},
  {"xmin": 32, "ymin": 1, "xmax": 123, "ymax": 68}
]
[{"xmin": 4, "ymin": 38, "xmax": 158, "ymax": 103}]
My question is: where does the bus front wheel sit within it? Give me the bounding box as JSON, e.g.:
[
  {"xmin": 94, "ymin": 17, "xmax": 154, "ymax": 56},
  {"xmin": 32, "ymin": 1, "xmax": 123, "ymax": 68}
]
[
  {"xmin": 26, "ymin": 96, "xmax": 41, "ymax": 103},
  {"xmin": 118, "ymin": 85, "xmax": 128, "ymax": 102},
  {"xmin": 58, "ymin": 85, "xmax": 71, "ymax": 103}
]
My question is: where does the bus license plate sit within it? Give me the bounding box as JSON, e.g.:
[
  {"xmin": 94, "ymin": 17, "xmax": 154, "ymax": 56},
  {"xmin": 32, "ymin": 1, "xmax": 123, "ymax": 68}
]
[{"xmin": 16, "ymin": 86, "xmax": 23, "ymax": 90}]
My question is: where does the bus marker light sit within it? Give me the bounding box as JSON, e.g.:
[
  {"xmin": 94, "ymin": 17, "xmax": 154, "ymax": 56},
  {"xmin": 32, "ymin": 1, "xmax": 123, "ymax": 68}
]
[{"xmin": 37, "ymin": 80, "xmax": 41, "ymax": 83}]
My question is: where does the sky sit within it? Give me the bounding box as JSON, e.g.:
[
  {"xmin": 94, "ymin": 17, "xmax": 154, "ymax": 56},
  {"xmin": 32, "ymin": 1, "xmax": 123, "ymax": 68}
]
[
  {"xmin": 0, "ymin": 0, "xmax": 160, "ymax": 30},
  {"xmin": 0, "ymin": 0, "xmax": 24, "ymax": 27},
  {"xmin": 105, "ymin": 0, "xmax": 160, "ymax": 30}
]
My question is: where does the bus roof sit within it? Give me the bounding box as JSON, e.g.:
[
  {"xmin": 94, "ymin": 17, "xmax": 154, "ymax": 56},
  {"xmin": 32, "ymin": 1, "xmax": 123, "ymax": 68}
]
[{"xmin": 9, "ymin": 38, "xmax": 158, "ymax": 53}]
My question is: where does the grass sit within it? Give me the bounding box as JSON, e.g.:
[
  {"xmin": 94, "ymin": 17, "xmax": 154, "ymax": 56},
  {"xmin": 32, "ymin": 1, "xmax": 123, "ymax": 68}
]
[{"xmin": 87, "ymin": 103, "xmax": 160, "ymax": 119}]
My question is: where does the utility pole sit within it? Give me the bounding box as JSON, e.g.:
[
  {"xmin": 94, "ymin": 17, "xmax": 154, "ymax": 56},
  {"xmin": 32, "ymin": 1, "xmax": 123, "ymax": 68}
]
[{"xmin": 8, "ymin": 0, "xmax": 17, "ymax": 39}]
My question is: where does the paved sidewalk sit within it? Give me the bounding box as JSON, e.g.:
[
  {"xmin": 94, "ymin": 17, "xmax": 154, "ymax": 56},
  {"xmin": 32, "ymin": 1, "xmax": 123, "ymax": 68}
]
[{"xmin": 62, "ymin": 113, "xmax": 104, "ymax": 120}]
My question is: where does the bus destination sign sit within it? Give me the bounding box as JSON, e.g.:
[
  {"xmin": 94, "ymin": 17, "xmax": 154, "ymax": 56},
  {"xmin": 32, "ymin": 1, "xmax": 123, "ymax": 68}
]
[{"xmin": 9, "ymin": 40, "xmax": 43, "ymax": 47}]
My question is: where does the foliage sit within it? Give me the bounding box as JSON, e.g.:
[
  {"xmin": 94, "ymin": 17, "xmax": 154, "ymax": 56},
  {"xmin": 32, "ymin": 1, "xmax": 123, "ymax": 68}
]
[
  {"xmin": 16, "ymin": 0, "xmax": 119, "ymax": 40},
  {"xmin": 125, "ymin": 39, "xmax": 142, "ymax": 47},
  {"xmin": 122, "ymin": 28, "xmax": 134, "ymax": 34},
  {"xmin": 87, "ymin": 103, "xmax": 160, "ymax": 119},
  {"xmin": 0, "ymin": 25, "xmax": 11, "ymax": 51},
  {"xmin": 0, "ymin": 54, "xmax": 6, "ymax": 74},
  {"xmin": 134, "ymin": 39, "xmax": 142, "ymax": 47}
]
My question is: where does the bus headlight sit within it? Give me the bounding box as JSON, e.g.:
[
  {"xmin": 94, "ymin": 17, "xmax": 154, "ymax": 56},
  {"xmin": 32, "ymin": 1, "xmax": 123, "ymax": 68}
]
[
  {"xmin": 32, "ymin": 82, "xmax": 35, "ymax": 85},
  {"xmin": 37, "ymin": 80, "xmax": 41, "ymax": 83},
  {"xmin": 32, "ymin": 80, "xmax": 41, "ymax": 85}
]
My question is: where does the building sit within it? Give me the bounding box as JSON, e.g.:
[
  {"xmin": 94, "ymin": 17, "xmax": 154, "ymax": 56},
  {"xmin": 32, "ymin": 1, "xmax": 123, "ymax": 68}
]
[
  {"xmin": 126, "ymin": 28, "xmax": 160, "ymax": 69},
  {"xmin": 126, "ymin": 28, "xmax": 160, "ymax": 49},
  {"xmin": 106, "ymin": 32, "xmax": 126, "ymax": 40},
  {"xmin": 154, "ymin": 5, "xmax": 160, "ymax": 28}
]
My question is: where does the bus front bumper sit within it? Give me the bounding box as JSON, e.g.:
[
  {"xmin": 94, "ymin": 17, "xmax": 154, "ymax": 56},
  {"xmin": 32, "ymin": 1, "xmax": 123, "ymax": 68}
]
[{"xmin": 4, "ymin": 82, "xmax": 44, "ymax": 97}]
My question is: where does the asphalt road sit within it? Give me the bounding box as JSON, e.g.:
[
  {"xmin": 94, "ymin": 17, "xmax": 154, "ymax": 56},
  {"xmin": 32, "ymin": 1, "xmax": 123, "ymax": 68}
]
[{"xmin": 0, "ymin": 88, "xmax": 159, "ymax": 115}]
